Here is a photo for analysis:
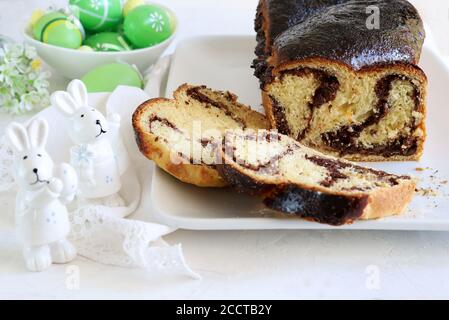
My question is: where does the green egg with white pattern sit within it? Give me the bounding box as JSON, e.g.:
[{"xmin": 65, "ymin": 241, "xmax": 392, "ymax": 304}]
[
  {"xmin": 69, "ymin": 0, "xmax": 124, "ymax": 32},
  {"xmin": 124, "ymin": 4, "xmax": 174, "ymax": 49},
  {"xmin": 81, "ymin": 63, "xmax": 143, "ymax": 93},
  {"xmin": 84, "ymin": 32, "xmax": 131, "ymax": 51}
]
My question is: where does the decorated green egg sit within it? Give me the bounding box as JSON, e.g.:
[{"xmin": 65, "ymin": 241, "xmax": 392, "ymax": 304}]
[
  {"xmin": 32, "ymin": 12, "xmax": 66, "ymax": 40},
  {"xmin": 124, "ymin": 4, "xmax": 174, "ymax": 49},
  {"xmin": 32, "ymin": 12, "xmax": 84, "ymax": 49},
  {"xmin": 84, "ymin": 32, "xmax": 131, "ymax": 51},
  {"xmin": 69, "ymin": 0, "xmax": 124, "ymax": 32},
  {"xmin": 81, "ymin": 63, "xmax": 143, "ymax": 93}
]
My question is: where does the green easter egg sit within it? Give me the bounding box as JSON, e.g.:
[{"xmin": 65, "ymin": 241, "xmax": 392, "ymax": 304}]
[
  {"xmin": 32, "ymin": 12, "xmax": 67, "ymax": 40},
  {"xmin": 84, "ymin": 32, "xmax": 131, "ymax": 51},
  {"xmin": 124, "ymin": 4, "xmax": 173, "ymax": 49},
  {"xmin": 42, "ymin": 20, "xmax": 83, "ymax": 49},
  {"xmin": 69, "ymin": 0, "xmax": 123, "ymax": 32},
  {"xmin": 32, "ymin": 12, "xmax": 84, "ymax": 49},
  {"xmin": 81, "ymin": 63, "xmax": 143, "ymax": 93}
]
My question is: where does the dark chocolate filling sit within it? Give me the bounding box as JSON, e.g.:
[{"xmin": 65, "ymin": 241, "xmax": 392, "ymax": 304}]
[
  {"xmin": 264, "ymin": 185, "xmax": 369, "ymax": 226},
  {"xmin": 321, "ymin": 74, "xmax": 421, "ymax": 156},
  {"xmin": 149, "ymin": 115, "xmax": 192, "ymax": 163},
  {"xmin": 305, "ymin": 155, "xmax": 350, "ymax": 188},
  {"xmin": 305, "ymin": 155, "xmax": 406, "ymax": 188},
  {"xmin": 149, "ymin": 115, "xmax": 183, "ymax": 134},
  {"xmin": 269, "ymin": 68, "xmax": 340, "ymax": 139},
  {"xmin": 282, "ymin": 68, "xmax": 340, "ymax": 141},
  {"xmin": 149, "ymin": 114, "xmax": 219, "ymax": 166},
  {"xmin": 223, "ymin": 131, "xmax": 406, "ymax": 189},
  {"xmin": 223, "ymin": 132, "xmax": 294, "ymax": 175},
  {"xmin": 186, "ymin": 86, "xmax": 247, "ymax": 128},
  {"xmin": 268, "ymin": 95, "xmax": 291, "ymax": 135},
  {"xmin": 223, "ymin": 128, "xmax": 408, "ymax": 188},
  {"xmin": 271, "ymin": 68, "xmax": 421, "ymax": 157},
  {"xmin": 200, "ymin": 138, "xmax": 212, "ymax": 148},
  {"xmin": 217, "ymin": 159, "xmax": 371, "ymax": 226}
]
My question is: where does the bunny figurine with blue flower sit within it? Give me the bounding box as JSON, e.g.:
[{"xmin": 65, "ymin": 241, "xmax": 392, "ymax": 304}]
[
  {"xmin": 6, "ymin": 118, "xmax": 78, "ymax": 272},
  {"xmin": 51, "ymin": 80, "xmax": 126, "ymax": 206}
]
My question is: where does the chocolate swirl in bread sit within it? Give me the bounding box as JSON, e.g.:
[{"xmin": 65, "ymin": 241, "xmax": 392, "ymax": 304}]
[
  {"xmin": 132, "ymin": 84, "xmax": 269, "ymax": 187},
  {"xmin": 218, "ymin": 130, "xmax": 416, "ymax": 225}
]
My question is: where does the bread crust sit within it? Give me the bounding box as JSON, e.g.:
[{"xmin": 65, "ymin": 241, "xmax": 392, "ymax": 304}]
[
  {"xmin": 360, "ymin": 180, "xmax": 416, "ymax": 220},
  {"xmin": 254, "ymin": 0, "xmax": 425, "ymax": 84}
]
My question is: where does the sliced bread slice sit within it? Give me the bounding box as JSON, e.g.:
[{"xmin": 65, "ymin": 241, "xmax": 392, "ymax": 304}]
[
  {"xmin": 218, "ymin": 129, "xmax": 416, "ymax": 225},
  {"xmin": 132, "ymin": 84, "xmax": 270, "ymax": 187}
]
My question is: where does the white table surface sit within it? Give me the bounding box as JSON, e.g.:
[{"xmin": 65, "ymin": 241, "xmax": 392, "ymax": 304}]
[{"xmin": 1, "ymin": 0, "xmax": 449, "ymax": 300}]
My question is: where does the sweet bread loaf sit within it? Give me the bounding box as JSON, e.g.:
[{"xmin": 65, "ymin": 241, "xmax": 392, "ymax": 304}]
[
  {"xmin": 253, "ymin": 0, "xmax": 427, "ymax": 161},
  {"xmin": 218, "ymin": 130, "xmax": 416, "ymax": 225},
  {"xmin": 132, "ymin": 84, "xmax": 269, "ymax": 187}
]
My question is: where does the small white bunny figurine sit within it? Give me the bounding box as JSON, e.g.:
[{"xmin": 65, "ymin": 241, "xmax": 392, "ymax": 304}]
[
  {"xmin": 51, "ymin": 80, "xmax": 125, "ymax": 206},
  {"xmin": 6, "ymin": 118, "xmax": 78, "ymax": 272}
]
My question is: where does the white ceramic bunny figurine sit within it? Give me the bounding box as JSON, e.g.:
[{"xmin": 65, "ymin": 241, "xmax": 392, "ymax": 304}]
[
  {"xmin": 51, "ymin": 80, "xmax": 125, "ymax": 206},
  {"xmin": 6, "ymin": 118, "xmax": 78, "ymax": 272}
]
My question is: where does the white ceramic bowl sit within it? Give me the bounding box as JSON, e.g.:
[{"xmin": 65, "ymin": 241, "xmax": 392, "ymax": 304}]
[{"xmin": 23, "ymin": 3, "xmax": 177, "ymax": 79}]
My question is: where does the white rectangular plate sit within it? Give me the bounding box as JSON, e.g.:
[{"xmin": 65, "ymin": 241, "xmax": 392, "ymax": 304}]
[{"xmin": 152, "ymin": 35, "xmax": 449, "ymax": 231}]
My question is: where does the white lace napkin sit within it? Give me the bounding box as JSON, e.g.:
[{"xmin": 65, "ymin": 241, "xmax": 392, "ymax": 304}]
[{"xmin": 0, "ymin": 86, "xmax": 199, "ymax": 279}]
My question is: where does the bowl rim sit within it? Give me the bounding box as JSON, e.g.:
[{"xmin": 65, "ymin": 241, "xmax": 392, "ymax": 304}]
[{"xmin": 23, "ymin": 1, "xmax": 178, "ymax": 55}]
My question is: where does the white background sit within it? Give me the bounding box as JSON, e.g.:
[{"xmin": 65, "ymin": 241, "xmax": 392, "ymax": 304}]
[{"xmin": 1, "ymin": 0, "xmax": 449, "ymax": 300}]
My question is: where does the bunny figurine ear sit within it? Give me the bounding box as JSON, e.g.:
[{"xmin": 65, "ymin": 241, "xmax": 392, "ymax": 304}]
[
  {"xmin": 67, "ymin": 79, "xmax": 88, "ymax": 108},
  {"xmin": 6, "ymin": 122, "xmax": 30, "ymax": 153},
  {"xmin": 27, "ymin": 117, "xmax": 49, "ymax": 149},
  {"xmin": 51, "ymin": 91, "xmax": 79, "ymax": 117}
]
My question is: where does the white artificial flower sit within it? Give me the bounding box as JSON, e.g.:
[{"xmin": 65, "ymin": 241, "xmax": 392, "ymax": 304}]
[
  {"xmin": 0, "ymin": 43, "xmax": 50, "ymax": 114},
  {"xmin": 24, "ymin": 45, "xmax": 37, "ymax": 59}
]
